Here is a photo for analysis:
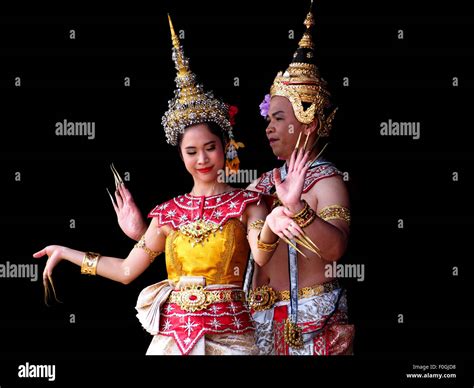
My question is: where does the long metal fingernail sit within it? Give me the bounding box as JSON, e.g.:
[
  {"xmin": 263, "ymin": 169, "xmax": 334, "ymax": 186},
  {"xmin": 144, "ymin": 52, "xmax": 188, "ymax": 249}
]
[{"xmin": 106, "ymin": 188, "xmax": 116, "ymax": 206}]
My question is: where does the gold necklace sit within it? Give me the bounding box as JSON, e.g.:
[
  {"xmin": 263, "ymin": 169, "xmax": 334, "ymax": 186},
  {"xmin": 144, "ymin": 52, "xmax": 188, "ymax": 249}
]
[{"xmin": 182, "ymin": 181, "xmax": 220, "ymax": 246}]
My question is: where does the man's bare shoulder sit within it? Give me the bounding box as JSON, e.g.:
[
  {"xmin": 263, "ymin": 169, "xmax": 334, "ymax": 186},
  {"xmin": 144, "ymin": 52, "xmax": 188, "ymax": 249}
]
[{"xmin": 304, "ymin": 174, "xmax": 349, "ymax": 211}]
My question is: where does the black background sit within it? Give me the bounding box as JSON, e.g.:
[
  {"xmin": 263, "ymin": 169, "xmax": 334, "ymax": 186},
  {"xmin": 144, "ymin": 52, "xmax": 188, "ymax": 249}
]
[{"xmin": 0, "ymin": 0, "xmax": 473, "ymax": 385}]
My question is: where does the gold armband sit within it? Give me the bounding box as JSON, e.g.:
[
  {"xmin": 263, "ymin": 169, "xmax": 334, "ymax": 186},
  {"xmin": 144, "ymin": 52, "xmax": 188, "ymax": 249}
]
[
  {"xmin": 257, "ymin": 232, "xmax": 280, "ymax": 252},
  {"xmin": 291, "ymin": 200, "xmax": 317, "ymax": 228},
  {"xmin": 135, "ymin": 234, "xmax": 162, "ymax": 263},
  {"xmin": 318, "ymin": 205, "xmax": 351, "ymax": 226},
  {"xmin": 81, "ymin": 252, "xmax": 101, "ymax": 276},
  {"xmin": 248, "ymin": 219, "xmax": 265, "ymax": 231}
]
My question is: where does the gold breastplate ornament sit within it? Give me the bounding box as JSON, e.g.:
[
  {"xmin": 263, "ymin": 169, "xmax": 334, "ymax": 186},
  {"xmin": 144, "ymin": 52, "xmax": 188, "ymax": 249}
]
[{"xmin": 178, "ymin": 219, "xmax": 222, "ymax": 247}]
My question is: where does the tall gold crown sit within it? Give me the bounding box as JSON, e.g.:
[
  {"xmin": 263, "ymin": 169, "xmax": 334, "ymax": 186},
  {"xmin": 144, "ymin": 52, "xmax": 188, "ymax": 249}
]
[
  {"xmin": 269, "ymin": 2, "xmax": 337, "ymax": 136},
  {"xmin": 161, "ymin": 15, "xmax": 232, "ymax": 146}
]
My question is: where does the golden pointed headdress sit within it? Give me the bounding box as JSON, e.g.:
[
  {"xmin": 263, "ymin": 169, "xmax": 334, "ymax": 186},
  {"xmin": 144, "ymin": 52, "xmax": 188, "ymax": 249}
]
[
  {"xmin": 269, "ymin": 2, "xmax": 337, "ymax": 137},
  {"xmin": 162, "ymin": 15, "xmax": 233, "ymax": 146}
]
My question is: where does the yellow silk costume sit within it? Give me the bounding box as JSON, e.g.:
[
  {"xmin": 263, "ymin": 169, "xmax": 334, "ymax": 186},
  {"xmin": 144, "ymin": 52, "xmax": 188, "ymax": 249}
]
[
  {"xmin": 135, "ymin": 189, "xmax": 261, "ymax": 355},
  {"xmin": 165, "ymin": 218, "xmax": 248, "ymax": 286}
]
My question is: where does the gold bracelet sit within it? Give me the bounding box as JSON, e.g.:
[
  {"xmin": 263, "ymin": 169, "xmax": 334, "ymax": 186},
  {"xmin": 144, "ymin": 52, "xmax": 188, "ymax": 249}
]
[
  {"xmin": 248, "ymin": 219, "xmax": 265, "ymax": 230},
  {"xmin": 318, "ymin": 205, "xmax": 351, "ymax": 226},
  {"xmin": 257, "ymin": 232, "xmax": 280, "ymax": 252},
  {"xmin": 291, "ymin": 200, "xmax": 309, "ymax": 219},
  {"xmin": 81, "ymin": 252, "xmax": 101, "ymax": 276},
  {"xmin": 135, "ymin": 234, "xmax": 162, "ymax": 263},
  {"xmin": 291, "ymin": 200, "xmax": 317, "ymax": 228},
  {"xmin": 296, "ymin": 209, "xmax": 316, "ymax": 228}
]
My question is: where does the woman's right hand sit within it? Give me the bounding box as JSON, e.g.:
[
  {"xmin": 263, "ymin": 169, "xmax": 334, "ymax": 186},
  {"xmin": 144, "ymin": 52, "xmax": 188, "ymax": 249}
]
[
  {"xmin": 33, "ymin": 245, "xmax": 65, "ymax": 283},
  {"xmin": 108, "ymin": 183, "xmax": 147, "ymax": 241}
]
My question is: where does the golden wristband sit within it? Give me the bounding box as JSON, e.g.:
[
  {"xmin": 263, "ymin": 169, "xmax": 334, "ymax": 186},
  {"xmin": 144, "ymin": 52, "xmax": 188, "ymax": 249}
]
[
  {"xmin": 81, "ymin": 252, "xmax": 101, "ymax": 276},
  {"xmin": 291, "ymin": 200, "xmax": 310, "ymax": 219},
  {"xmin": 257, "ymin": 232, "xmax": 280, "ymax": 252},
  {"xmin": 291, "ymin": 200, "xmax": 317, "ymax": 228}
]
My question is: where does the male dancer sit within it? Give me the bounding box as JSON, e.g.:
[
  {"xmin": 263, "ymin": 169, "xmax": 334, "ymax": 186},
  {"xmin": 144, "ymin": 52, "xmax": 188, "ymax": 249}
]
[{"xmin": 245, "ymin": 4, "xmax": 354, "ymax": 355}]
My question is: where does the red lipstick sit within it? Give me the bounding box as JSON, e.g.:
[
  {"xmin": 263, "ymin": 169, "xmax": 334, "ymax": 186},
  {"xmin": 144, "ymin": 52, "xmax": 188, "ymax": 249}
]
[{"xmin": 196, "ymin": 167, "xmax": 213, "ymax": 173}]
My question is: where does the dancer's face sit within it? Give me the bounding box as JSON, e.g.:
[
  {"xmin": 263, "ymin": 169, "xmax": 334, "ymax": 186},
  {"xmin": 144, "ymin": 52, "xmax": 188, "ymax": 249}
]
[
  {"xmin": 265, "ymin": 96, "xmax": 307, "ymax": 160},
  {"xmin": 180, "ymin": 124, "xmax": 225, "ymax": 185}
]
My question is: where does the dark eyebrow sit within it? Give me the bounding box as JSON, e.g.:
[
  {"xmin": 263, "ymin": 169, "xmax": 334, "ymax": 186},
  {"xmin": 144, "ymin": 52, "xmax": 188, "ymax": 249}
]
[
  {"xmin": 270, "ymin": 110, "xmax": 284, "ymax": 117},
  {"xmin": 185, "ymin": 140, "xmax": 216, "ymax": 150}
]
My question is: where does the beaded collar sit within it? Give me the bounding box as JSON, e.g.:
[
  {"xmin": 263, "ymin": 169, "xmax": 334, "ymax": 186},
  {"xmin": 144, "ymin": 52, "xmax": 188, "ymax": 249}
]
[{"xmin": 148, "ymin": 189, "xmax": 261, "ymax": 245}]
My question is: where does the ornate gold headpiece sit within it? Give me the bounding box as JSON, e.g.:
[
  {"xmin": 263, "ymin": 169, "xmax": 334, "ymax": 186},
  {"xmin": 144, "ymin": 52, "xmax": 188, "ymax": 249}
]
[
  {"xmin": 161, "ymin": 15, "xmax": 233, "ymax": 146},
  {"xmin": 269, "ymin": 2, "xmax": 337, "ymax": 136}
]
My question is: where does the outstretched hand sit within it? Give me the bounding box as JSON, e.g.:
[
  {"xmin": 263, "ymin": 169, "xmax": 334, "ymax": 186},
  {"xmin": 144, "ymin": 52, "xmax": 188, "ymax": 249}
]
[
  {"xmin": 33, "ymin": 245, "xmax": 64, "ymax": 285},
  {"xmin": 274, "ymin": 147, "xmax": 311, "ymax": 211}
]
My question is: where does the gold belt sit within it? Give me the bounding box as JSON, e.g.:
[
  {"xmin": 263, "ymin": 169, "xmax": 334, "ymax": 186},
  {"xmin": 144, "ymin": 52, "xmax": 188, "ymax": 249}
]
[
  {"xmin": 249, "ymin": 280, "xmax": 339, "ymax": 312},
  {"xmin": 168, "ymin": 285, "xmax": 245, "ymax": 312}
]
